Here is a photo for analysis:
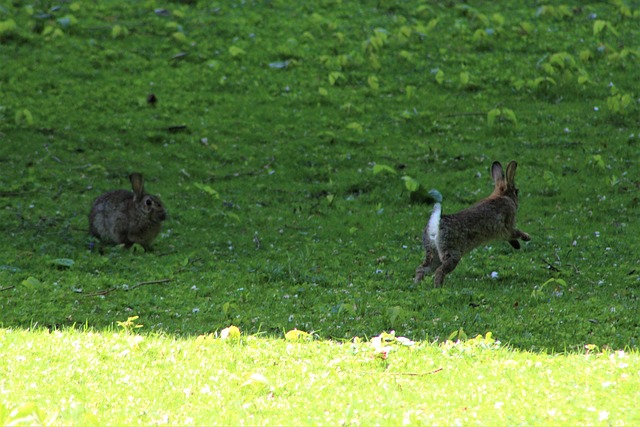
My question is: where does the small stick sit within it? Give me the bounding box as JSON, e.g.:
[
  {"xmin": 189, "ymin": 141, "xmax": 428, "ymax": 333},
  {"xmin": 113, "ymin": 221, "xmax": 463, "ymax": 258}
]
[
  {"xmin": 166, "ymin": 125, "xmax": 187, "ymax": 132},
  {"xmin": 127, "ymin": 278, "xmax": 172, "ymax": 291},
  {"xmin": 0, "ymin": 190, "xmax": 36, "ymax": 197},
  {"xmin": 83, "ymin": 278, "xmax": 172, "ymax": 297},
  {"xmin": 0, "ymin": 285, "xmax": 16, "ymax": 292},
  {"xmin": 541, "ymin": 258, "xmax": 561, "ymax": 272},
  {"xmin": 359, "ymin": 367, "xmax": 443, "ymax": 377},
  {"xmin": 221, "ymin": 159, "xmax": 275, "ymax": 180},
  {"xmin": 384, "ymin": 368, "xmax": 444, "ymax": 376},
  {"xmin": 44, "ymin": 144, "xmax": 63, "ymax": 163},
  {"xmin": 82, "ymin": 286, "xmax": 118, "ymax": 297}
]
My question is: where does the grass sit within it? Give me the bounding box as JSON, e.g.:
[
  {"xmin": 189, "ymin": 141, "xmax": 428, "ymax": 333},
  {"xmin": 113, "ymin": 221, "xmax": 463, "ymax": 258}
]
[
  {"xmin": 2, "ymin": 327, "xmax": 639, "ymax": 425},
  {"xmin": 1, "ymin": 0, "xmax": 639, "ymax": 424}
]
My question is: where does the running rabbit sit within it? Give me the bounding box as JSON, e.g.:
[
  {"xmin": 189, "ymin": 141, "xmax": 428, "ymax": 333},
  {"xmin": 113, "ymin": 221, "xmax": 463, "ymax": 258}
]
[{"xmin": 414, "ymin": 161, "xmax": 530, "ymax": 287}]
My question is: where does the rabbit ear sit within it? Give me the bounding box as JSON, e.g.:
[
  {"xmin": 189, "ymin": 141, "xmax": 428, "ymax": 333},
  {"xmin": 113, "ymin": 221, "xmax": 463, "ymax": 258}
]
[
  {"xmin": 491, "ymin": 161, "xmax": 504, "ymax": 184},
  {"xmin": 505, "ymin": 161, "xmax": 517, "ymax": 184},
  {"xmin": 129, "ymin": 173, "xmax": 145, "ymax": 200}
]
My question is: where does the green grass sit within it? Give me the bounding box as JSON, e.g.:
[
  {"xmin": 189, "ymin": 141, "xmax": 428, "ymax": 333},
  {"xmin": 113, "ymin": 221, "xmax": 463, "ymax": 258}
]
[
  {"xmin": 1, "ymin": 0, "xmax": 639, "ymax": 423},
  {"xmin": 2, "ymin": 327, "xmax": 639, "ymax": 425}
]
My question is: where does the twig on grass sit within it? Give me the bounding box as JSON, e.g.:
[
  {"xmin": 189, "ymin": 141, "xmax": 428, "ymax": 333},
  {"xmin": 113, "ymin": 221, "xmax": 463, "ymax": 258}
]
[
  {"xmin": 360, "ymin": 367, "xmax": 444, "ymax": 377},
  {"xmin": 166, "ymin": 125, "xmax": 188, "ymax": 132},
  {"xmin": 44, "ymin": 144, "xmax": 63, "ymax": 163},
  {"xmin": 1, "ymin": 285, "xmax": 16, "ymax": 292},
  {"xmin": 221, "ymin": 158, "xmax": 275, "ymax": 180},
  {"xmin": 83, "ymin": 286, "xmax": 118, "ymax": 296},
  {"xmin": 387, "ymin": 367, "xmax": 444, "ymax": 376},
  {"xmin": 0, "ymin": 189, "xmax": 37, "ymax": 197},
  {"xmin": 128, "ymin": 278, "xmax": 173, "ymax": 290},
  {"xmin": 541, "ymin": 258, "xmax": 561, "ymax": 272},
  {"xmin": 83, "ymin": 278, "xmax": 173, "ymax": 297}
]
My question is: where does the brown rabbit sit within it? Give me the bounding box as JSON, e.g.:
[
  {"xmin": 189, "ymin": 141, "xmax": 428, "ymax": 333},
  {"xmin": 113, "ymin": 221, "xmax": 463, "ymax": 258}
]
[
  {"xmin": 414, "ymin": 161, "xmax": 530, "ymax": 287},
  {"xmin": 89, "ymin": 173, "xmax": 167, "ymax": 249}
]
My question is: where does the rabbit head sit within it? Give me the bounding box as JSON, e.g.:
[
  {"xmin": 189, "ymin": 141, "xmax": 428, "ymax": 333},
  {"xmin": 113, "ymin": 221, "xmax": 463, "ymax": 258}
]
[
  {"xmin": 489, "ymin": 161, "xmax": 519, "ymax": 205},
  {"xmin": 130, "ymin": 173, "xmax": 166, "ymax": 224}
]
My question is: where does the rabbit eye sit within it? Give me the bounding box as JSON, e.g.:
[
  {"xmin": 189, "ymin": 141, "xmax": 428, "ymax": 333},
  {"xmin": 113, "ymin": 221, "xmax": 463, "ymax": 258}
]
[{"xmin": 145, "ymin": 199, "xmax": 153, "ymax": 206}]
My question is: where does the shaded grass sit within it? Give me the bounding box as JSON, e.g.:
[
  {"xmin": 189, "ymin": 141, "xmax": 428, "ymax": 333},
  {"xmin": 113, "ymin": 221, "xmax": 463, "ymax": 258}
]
[{"xmin": 0, "ymin": 0, "xmax": 639, "ymax": 351}]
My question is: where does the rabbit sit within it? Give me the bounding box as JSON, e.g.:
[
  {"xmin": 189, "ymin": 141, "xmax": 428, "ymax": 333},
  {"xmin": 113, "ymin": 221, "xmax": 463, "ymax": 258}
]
[
  {"xmin": 414, "ymin": 161, "xmax": 530, "ymax": 287},
  {"xmin": 89, "ymin": 173, "xmax": 167, "ymax": 249}
]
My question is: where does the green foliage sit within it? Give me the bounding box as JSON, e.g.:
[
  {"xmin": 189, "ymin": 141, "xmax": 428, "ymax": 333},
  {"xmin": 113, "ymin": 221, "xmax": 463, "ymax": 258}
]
[
  {"xmin": 328, "ymin": 71, "xmax": 346, "ymax": 86},
  {"xmin": 531, "ymin": 278, "xmax": 567, "ymax": 301},
  {"xmin": 49, "ymin": 258, "xmax": 75, "ymax": 269},
  {"xmin": 228, "ymin": 45, "xmax": 246, "ymax": 57},
  {"xmin": 111, "ymin": 24, "xmax": 128, "ymax": 39},
  {"xmin": 14, "ymin": 109, "xmax": 33, "ymax": 126},
  {"xmin": 593, "ymin": 19, "xmax": 619, "ymax": 39},
  {"xmin": 372, "ymin": 164, "xmax": 397, "ymax": 176},
  {"xmin": 606, "ymin": 86, "xmax": 635, "ymax": 116},
  {"xmin": 20, "ymin": 276, "xmax": 42, "ymax": 291},
  {"xmin": 535, "ymin": 5, "xmax": 574, "ymax": 20},
  {"xmin": 542, "ymin": 170, "xmax": 559, "ymax": 195},
  {"xmin": 373, "ymin": 164, "xmax": 439, "ymax": 203},
  {"xmin": 0, "ymin": 401, "xmax": 60, "ymax": 426},
  {"xmin": 116, "ymin": 316, "xmax": 143, "ymax": 334},
  {"xmin": 487, "ymin": 107, "xmax": 517, "ymax": 127},
  {"xmin": 0, "ymin": 19, "xmax": 18, "ymax": 38},
  {"xmin": 193, "ymin": 183, "xmax": 219, "ymax": 198}
]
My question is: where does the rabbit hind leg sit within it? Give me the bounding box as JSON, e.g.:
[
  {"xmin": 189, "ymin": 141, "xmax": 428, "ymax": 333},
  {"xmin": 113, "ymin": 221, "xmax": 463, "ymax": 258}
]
[
  {"xmin": 516, "ymin": 229, "xmax": 531, "ymax": 241},
  {"xmin": 434, "ymin": 251, "xmax": 461, "ymax": 288},
  {"xmin": 414, "ymin": 245, "xmax": 440, "ymax": 283},
  {"xmin": 509, "ymin": 229, "xmax": 531, "ymax": 249}
]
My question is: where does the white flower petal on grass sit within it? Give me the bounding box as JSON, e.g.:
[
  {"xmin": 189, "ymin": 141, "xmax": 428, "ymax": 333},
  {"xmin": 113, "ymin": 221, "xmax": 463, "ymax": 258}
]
[
  {"xmin": 396, "ymin": 336, "xmax": 415, "ymax": 346},
  {"xmin": 242, "ymin": 373, "xmax": 271, "ymax": 388},
  {"xmin": 220, "ymin": 326, "xmax": 241, "ymax": 339}
]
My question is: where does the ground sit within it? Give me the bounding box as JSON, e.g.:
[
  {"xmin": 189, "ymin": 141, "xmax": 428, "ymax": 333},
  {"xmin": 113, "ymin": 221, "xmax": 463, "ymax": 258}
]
[{"xmin": 1, "ymin": 0, "xmax": 638, "ymax": 351}]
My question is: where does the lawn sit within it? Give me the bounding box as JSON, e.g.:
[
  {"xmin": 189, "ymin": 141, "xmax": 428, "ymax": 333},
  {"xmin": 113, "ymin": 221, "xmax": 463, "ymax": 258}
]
[
  {"xmin": 2, "ymin": 327, "xmax": 640, "ymax": 425},
  {"xmin": 1, "ymin": 0, "xmax": 639, "ymax": 424}
]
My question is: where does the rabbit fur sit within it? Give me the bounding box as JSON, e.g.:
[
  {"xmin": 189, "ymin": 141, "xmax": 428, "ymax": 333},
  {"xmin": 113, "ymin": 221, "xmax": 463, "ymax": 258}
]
[
  {"xmin": 89, "ymin": 173, "xmax": 166, "ymax": 249},
  {"xmin": 414, "ymin": 161, "xmax": 530, "ymax": 287}
]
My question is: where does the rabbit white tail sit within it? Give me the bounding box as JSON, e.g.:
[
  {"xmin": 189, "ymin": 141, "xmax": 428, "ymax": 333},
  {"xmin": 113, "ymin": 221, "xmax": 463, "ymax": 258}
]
[{"xmin": 427, "ymin": 203, "xmax": 441, "ymax": 244}]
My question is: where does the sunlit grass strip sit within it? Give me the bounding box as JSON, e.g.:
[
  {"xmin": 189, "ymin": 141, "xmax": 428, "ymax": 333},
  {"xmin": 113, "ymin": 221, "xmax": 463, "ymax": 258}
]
[{"xmin": 1, "ymin": 326, "xmax": 638, "ymax": 425}]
